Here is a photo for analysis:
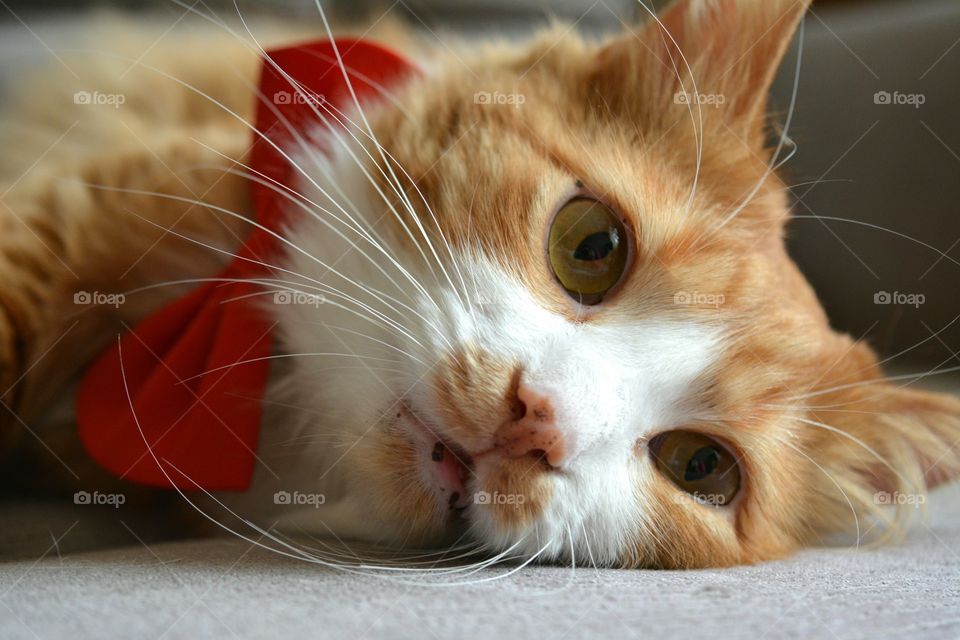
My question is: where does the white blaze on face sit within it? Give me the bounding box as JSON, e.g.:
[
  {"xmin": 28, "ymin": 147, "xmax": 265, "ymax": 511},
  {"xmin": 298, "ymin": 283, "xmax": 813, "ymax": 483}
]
[
  {"xmin": 399, "ymin": 253, "xmax": 725, "ymax": 561},
  {"xmin": 408, "ymin": 252, "xmax": 723, "ymax": 463}
]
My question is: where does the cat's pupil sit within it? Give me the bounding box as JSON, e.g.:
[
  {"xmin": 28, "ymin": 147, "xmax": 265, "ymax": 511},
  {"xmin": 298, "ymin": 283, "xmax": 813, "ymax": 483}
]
[
  {"xmin": 573, "ymin": 229, "xmax": 618, "ymax": 262},
  {"xmin": 684, "ymin": 447, "xmax": 720, "ymax": 482}
]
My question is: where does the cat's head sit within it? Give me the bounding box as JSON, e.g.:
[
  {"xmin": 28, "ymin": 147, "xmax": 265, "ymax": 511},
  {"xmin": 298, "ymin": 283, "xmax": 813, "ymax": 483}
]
[{"xmin": 271, "ymin": 0, "xmax": 960, "ymax": 567}]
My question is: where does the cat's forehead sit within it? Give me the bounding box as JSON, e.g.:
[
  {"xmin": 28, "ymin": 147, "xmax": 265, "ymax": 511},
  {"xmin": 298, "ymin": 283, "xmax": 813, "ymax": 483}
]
[{"xmin": 367, "ymin": 42, "xmax": 782, "ymax": 260}]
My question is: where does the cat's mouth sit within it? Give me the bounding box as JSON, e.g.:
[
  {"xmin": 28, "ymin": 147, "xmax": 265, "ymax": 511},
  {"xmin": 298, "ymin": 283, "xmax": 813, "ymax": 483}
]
[{"xmin": 394, "ymin": 404, "xmax": 475, "ymax": 510}]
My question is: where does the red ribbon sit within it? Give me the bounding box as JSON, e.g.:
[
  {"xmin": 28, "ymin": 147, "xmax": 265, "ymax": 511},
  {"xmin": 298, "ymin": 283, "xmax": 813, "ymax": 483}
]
[{"xmin": 76, "ymin": 38, "xmax": 416, "ymax": 490}]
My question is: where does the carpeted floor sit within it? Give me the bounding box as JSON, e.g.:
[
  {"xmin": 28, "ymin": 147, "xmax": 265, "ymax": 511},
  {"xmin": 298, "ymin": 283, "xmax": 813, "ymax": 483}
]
[{"xmin": 2, "ymin": 484, "xmax": 960, "ymax": 640}]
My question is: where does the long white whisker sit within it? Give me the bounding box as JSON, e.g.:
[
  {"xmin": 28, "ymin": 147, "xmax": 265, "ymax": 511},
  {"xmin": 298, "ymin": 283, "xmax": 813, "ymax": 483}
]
[
  {"xmin": 312, "ymin": 99, "xmax": 474, "ymax": 317},
  {"xmin": 73, "ymin": 181, "xmax": 448, "ymax": 347},
  {"xmin": 310, "ymin": 0, "xmax": 467, "ymax": 311},
  {"xmin": 781, "ymin": 438, "xmax": 862, "ymax": 547},
  {"xmin": 682, "ymin": 12, "xmax": 805, "ymax": 257},
  {"xmin": 217, "ymin": 1, "xmax": 448, "ymax": 306},
  {"xmin": 635, "ymin": 0, "xmax": 705, "ymax": 218}
]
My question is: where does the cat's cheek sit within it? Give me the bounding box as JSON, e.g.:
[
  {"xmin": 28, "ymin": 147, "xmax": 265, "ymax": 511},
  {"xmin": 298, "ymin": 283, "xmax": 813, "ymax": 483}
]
[
  {"xmin": 349, "ymin": 426, "xmax": 467, "ymax": 547},
  {"xmin": 638, "ymin": 477, "xmax": 749, "ymax": 569},
  {"xmin": 467, "ymin": 455, "xmax": 553, "ymax": 533}
]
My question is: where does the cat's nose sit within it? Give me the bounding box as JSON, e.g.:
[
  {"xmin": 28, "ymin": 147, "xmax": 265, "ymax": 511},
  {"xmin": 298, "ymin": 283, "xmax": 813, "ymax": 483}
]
[{"xmin": 493, "ymin": 384, "xmax": 566, "ymax": 467}]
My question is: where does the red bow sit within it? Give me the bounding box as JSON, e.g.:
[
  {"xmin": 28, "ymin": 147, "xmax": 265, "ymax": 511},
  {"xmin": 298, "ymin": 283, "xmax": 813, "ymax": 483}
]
[{"xmin": 76, "ymin": 38, "xmax": 416, "ymax": 490}]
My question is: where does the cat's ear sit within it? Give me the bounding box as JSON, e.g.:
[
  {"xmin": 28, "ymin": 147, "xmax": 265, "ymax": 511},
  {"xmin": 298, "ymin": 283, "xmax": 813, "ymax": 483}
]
[
  {"xmin": 593, "ymin": 0, "xmax": 810, "ymax": 142},
  {"xmin": 802, "ymin": 379, "xmax": 960, "ymax": 537}
]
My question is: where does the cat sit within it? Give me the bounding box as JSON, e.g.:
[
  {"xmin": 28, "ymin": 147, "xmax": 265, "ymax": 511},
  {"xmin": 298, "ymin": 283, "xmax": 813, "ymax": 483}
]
[{"xmin": 1, "ymin": 0, "xmax": 958, "ymax": 570}]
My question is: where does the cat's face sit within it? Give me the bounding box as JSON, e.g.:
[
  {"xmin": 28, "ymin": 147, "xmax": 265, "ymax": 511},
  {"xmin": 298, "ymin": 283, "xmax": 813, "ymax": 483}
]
[{"xmin": 270, "ymin": 0, "xmax": 960, "ymax": 568}]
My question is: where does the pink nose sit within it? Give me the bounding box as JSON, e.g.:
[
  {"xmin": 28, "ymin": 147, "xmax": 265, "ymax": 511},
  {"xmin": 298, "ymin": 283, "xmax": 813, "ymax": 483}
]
[{"xmin": 494, "ymin": 384, "xmax": 566, "ymax": 467}]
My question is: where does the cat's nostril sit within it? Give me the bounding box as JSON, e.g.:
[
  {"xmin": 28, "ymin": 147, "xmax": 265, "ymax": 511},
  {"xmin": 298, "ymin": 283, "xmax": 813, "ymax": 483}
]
[
  {"xmin": 516, "ymin": 383, "xmax": 553, "ymax": 423},
  {"xmin": 494, "ymin": 384, "xmax": 565, "ymax": 467},
  {"xmin": 510, "ymin": 396, "xmax": 527, "ymax": 422}
]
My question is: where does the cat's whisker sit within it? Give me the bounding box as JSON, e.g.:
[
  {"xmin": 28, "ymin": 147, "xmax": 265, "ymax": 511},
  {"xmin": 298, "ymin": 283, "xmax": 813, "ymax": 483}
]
[
  {"xmin": 222, "ymin": 286, "xmax": 426, "ymax": 350},
  {"xmin": 237, "ymin": 67, "xmax": 449, "ymax": 313},
  {"xmin": 294, "ymin": 115, "xmax": 446, "ymax": 302},
  {"xmin": 315, "ymin": 99, "xmax": 475, "ymax": 318},
  {"xmin": 179, "ymin": 350, "xmax": 406, "ymax": 384},
  {"xmin": 180, "ymin": 159, "xmax": 455, "ymax": 346},
  {"xmin": 165, "ymin": 0, "xmax": 421, "ymax": 250},
  {"xmin": 579, "ymin": 520, "xmax": 601, "ymax": 574},
  {"xmin": 217, "ymin": 0, "xmax": 448, "ymax": 304},
  {"xmin": 183, "ymin": 148, "xmax": 436, "ymax": 315},
  {"xmin": 790, "ymin": 214, "xmax": 960, "ymax": 270},
  {"xmin": 115, "ymin": 270, "xmax": 426, "ymax": 350},
  {"xmin": 635, "ymin": 0, "xmax": 706, "ymax": 220},
  {"xmin": 308, "ymin": 0, "xmax": 469, "ymax": 313},
  {"xmin": 783, "ymin": 178, "xmax": 854, "ymax": 191},
  {"xmin": 780, "ymin": 438, "xmax": 864, "ymax": 547},
  {"xmin": 787, "ymin": 363, "xmax": 960, "ymax": 403},
  {"xmin": 794, "ymin": 416, "xmax": 918, "ymax": 493},
  {"xmin": 684, "ymin": 13, "xmax": 806, "ymax": 252},
  {"xmin": 62, "ymin": 40, "xmax": 444, "ymax": 322},
  {"xmin": 786, "ymin": 313, "xmax": 960, "ymax": 405},
  {"xmin": 322, "ymin": 323, "xmax": 431, "ymax": 367},
  {"xmin": 272, "ymin": 526, "xmax": 491, "ymax": 569},
  {"xmin": 74, "ymin": 181, "xmax": 438, "ymax": 347},
  {"xmin": 302, "ymin": 98, "xmax": 453, "ymax": 301}
]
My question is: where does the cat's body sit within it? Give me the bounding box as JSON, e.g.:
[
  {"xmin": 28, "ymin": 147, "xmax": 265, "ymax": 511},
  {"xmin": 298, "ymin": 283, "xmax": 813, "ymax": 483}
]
[{"xmin": 2, "ymin": 0, "xmax": 959, "ymax": 568}]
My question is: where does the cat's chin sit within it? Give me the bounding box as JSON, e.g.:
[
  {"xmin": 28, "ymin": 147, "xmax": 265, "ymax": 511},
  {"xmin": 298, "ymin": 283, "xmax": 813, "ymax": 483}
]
[{"xmin": 391, "ymin": 403, "xmax": 477, "ymax": 511}]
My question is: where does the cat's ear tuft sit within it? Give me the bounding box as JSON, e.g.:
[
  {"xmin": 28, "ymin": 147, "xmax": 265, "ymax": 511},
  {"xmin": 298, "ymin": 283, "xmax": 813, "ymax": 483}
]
[
  {"xmin": 593, "ymin": 0, "xmax": 811, "ymax": 141},
  {"xmin": 802, "ymin": 381, "xmax": 960, "ymax": 539}
]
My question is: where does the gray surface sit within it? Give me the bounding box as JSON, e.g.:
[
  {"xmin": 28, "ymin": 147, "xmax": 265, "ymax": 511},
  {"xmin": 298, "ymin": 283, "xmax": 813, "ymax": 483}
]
[{"xmin": 1, "ymin": 485, "xmax": 959, "ymax": 640}]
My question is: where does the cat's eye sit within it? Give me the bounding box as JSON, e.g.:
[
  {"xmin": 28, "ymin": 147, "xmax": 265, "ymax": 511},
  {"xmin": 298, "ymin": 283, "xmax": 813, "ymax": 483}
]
[
  {"xmin": 649, "ymin": 431, "xmax": 740, "ymax": 506},
  {"xmin": 547, "ymin": 198, "xmax": 629, "ymax": 305}
]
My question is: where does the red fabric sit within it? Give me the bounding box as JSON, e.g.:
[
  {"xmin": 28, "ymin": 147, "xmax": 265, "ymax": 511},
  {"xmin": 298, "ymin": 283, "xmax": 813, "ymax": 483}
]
[{"xmin": 75, "ymin": 39, "xmax": 415, "ymax": 490}]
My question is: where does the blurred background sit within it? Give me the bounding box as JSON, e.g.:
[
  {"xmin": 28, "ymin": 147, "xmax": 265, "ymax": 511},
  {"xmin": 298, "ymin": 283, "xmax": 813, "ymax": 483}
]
[{"xmin": 0, "ymin": 0, "xmax": 957, "ymax": 369}]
